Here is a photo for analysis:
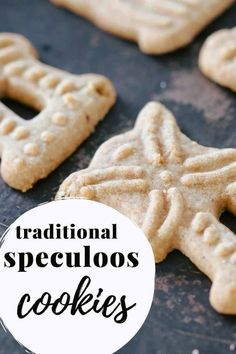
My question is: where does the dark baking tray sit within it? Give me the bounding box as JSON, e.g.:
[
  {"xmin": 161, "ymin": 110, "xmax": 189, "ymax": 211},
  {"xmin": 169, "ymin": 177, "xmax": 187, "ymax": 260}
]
[{"xmin": 0, "ymin": 1, "xmax": 236, "ymax": 353}]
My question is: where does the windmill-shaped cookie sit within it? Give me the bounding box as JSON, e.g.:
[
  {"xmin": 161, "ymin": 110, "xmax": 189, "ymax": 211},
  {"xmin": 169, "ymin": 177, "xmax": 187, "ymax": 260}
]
[
  {"xmin": 51, "ymin": 0, "xmax": 234, "ymax": 54},
  {"xmin": 58, "ymin": 102, "xmax": 236, "ymax": 314},
  {"xmin": 0, "ymin": 33, "xmax": 116, "ymax": 191}
]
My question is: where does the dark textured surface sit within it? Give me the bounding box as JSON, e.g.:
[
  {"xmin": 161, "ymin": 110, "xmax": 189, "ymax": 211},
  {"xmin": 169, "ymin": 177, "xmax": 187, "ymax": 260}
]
[{"xmin": 0, "ymin": 1, "xmax": 236, "ymax": 353}]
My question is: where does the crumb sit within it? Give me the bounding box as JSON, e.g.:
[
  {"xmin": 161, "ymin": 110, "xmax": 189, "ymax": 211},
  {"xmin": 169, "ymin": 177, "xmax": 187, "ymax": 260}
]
[
  {"xmin": 192, "ymin": 350, "xmax": 200, "ymax": 354},
  {"xmin": 160, "ymin": 81, "xmax": 167, "ymax": 89},
  {"xmin": 230, "ymin": 344, "xmax": 236, "ymax": 351}
]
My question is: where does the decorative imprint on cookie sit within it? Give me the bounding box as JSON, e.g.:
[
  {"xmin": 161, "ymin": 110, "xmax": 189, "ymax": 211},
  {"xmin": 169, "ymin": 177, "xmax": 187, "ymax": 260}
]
[
  {"xmin": 52, "ymin": 112, "xmax": 68, "ymax": 126},
  {"xmin": 57, "ymin": 101, "xmax": 236, "ymax": 315},
  {"xmin": 83, "ymin": 83, "xmax": 98, "ymax": 95},
  {"xmin": 24, "ymin": 66, "xmax": 45, "ymax": 82},
  {"xmin": 40, "ymin": 131, "xmax": 55, "ymax": 143},
  {"xmin": 4, "ymin": 61, "xmax": 26, "ymax": 76},
  {"xmin": 113, "ymin": 143, "xmax": 135, "ymax": 161},
  {"xmin": 63, "ymin": 93, "xmax": 80, "ymax": 109},
  {"xmin": 215, "ymin": 243, "xmax": 236, "ymax": 257},
  {"xmin": 39, "ymin": 74, "xmax": 60, "ymax": 89},
  {"xmin": 203, "ymin": 225, "xmax": 220, "ymax": 245},
  {"xmin": 160, "ymin": 170, "xmax": 173, "ymax": 184},
  {"xmin": 56, "ymin": 79, "xmax": 77, "ymax": 95},
  {"xmin": 0, "ymin": 119, "xmax": 16, "ymax": 135},
  {"xmin": 0, "ymin": 33, "xmax": 116, "ymax": 191},
  {"xmin": 192, "ymin": 212, "xmax": 210, "ymax": 233},
  {"xmin": 13, "ymin": 126, "xmax": 30, "ymax": 140},
  {"xmin": 24, "ymin": 143, "xmax": 40, "ymax": 156}
]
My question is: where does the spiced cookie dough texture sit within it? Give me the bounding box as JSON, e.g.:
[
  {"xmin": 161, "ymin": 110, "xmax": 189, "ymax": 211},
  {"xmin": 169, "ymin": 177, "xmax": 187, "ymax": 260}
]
[
  {"xmin": 199, "ymin": 27, "xmax": 236, "ymax": 92},
  {"xmin": 51, "ymin": 0, "xmax": 234, "ymax": 54},
  {"xmin": 57, "ymin": 101, "xmax": 236, "ymax": 315},
  {"xmin": 0, "ymin": 33, "xmax": 116, "ymax": 191}
]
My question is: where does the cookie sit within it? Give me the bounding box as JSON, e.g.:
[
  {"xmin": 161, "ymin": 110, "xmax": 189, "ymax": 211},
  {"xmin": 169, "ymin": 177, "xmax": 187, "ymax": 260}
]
[
  {"xmin": 0, "ymin": 33, "xmax": 116, "ymax": 192},
  {"xmin": 57, "ymin": 101, "xmax": 236, "ymax": 314},
  {"xmin": 51, "ymin": 0, "xmax": 234, "ymax": 54},
  {"xmin": 199, "ymin": 28, "xmax": 236, "ymax": 92}
]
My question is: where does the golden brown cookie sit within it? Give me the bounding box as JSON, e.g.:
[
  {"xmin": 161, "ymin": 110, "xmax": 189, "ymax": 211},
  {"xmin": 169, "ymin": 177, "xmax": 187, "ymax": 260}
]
[
  {"xmin": 0, "ymin": 33, "xmax": 116, "ymax": 191},
  {"xmin": 57, "ymin": 101, "xmax": 236, "ymax": 314},
  {"xmin": 51, "ymin": 0, "xmax": 234, "ymax": 54},
  {"xmin": 199, "ymin": 27, "xmax": 236, "ymax": 92}
]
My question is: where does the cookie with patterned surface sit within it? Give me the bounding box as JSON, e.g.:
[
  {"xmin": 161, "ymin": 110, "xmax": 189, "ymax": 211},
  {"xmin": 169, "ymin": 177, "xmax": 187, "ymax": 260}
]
[
  {"xmin": 0, "ymin": 33, "xmax": 116, "ymax": 191},
  {"xmin": 57, "ymin": 101, "xmax": 236, "ymax": 314},
  {"xmin": 51, "ymin": 0, "xmax": 234, "ymax": 54}
]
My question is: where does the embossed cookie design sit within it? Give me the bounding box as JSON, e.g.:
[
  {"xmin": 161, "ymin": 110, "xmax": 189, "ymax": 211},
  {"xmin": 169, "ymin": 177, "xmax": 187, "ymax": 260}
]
[
  {"xmin": 0, "ymin": 33, "xmax": 116, "ymax": 191},
  {"xmin": 51, "ymin": 0, "xmax": 234, "ymax": 54},
  {"xmin": 57, "ymin": 102, "xmax": 236, "ymax": 314},
  {"xmin": 199, "ymin": 27, "xmax": 236, "ymax": 92}
]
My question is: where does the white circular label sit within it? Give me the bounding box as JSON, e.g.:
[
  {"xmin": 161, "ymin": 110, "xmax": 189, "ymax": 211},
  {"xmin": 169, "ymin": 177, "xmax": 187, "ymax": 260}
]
[{"xmin": 0, "ymin": 199, "xmax": 155, "ymax": 354}]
